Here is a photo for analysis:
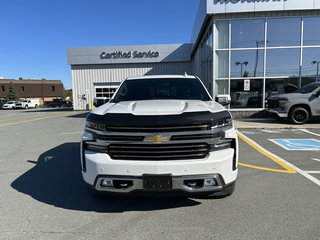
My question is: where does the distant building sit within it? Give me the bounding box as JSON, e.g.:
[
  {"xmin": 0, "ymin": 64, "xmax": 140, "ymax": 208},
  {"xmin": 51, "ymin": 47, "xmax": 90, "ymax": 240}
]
[{"xmin": 0, "ymin": 78, "xmax": 64, "ymax": 104}]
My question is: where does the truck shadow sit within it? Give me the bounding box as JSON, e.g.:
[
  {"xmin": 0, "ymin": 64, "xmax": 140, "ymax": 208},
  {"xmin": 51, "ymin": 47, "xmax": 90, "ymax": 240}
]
[{"xmin": 11, "ymin": 143, "xmax": 200, "ymax": 212}]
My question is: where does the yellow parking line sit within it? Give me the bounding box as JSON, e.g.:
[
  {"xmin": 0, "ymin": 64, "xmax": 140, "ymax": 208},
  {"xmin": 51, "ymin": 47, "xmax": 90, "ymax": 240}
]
[
  {"xmin": 0, "ymin": 112, "xmax": 74, "ymax": 127},
  {"xmin": 237, "ymin": 131, "xmax": 297, "ymax": 174},
  {"xmin": 0, "ymin": 111, "xmax": 65, "ymax": 123},
  {"xmin": 238, "ymin": 163, "xmax": 294, "ymax": 173}
]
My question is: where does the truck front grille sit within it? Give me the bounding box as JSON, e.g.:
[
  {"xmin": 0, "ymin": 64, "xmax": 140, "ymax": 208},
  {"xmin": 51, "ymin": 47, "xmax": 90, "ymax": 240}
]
[
  {"xmin": 170, "ymin": 133, "xmax": 220, "ymax": 141},
  {"xmin": 106, "ymin": 123, "xmax": 211, "ymax": 132},
  {"xmin": 108, "ymin": 143, "xmax": 210, "ymax": 160},
  {"xmin": 97, "ymin": 135, "xmax": 144, "ymax": 141}
]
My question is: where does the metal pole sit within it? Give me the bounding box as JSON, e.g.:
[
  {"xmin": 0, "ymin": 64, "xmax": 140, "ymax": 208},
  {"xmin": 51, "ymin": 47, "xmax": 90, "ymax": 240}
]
[{"xmin": 254, "ymin": 41, "xmax": 259, "ymax": 77}]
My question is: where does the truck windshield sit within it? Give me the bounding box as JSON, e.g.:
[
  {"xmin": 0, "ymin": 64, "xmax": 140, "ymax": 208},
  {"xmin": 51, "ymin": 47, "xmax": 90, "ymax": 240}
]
[
  {"xmin": 112, "ymin": 78, "xmax": 211, "ymax": 102},
  {"xmin": 296, "ymin": 83, "xmax": 320, "ymax": 94}
]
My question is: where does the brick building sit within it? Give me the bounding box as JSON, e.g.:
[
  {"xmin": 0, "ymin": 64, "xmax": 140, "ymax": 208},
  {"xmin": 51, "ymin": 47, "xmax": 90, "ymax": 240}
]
[{"xmin": 0, "ymin": 78, "xmax": 64, "ymax": 104}]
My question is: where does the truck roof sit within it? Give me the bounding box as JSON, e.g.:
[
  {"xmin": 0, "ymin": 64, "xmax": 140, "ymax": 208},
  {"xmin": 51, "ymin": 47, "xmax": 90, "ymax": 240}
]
[{"xmin": 126, "ymin": 74, "xmax": 197, "ymax": 80}]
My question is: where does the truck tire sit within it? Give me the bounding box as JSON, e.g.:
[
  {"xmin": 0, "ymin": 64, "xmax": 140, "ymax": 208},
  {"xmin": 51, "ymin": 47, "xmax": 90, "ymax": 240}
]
[
  {"xmin": 289, "ymin": 107, "xmax": 309, "ymax": 124},
  {"xmin": 25, "ymin": 105, "xmax": 28, "ymax": 109},
  {"xmin": 35, "ymin": 104, "xmax": 38, "ymax": 109}
]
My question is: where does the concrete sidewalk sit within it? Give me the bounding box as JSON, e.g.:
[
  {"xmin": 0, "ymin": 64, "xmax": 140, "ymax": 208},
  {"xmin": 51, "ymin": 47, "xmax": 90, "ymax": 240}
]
[{"xmin": 234, "ymin": 118, "xmax": 320, "ymax": 129}]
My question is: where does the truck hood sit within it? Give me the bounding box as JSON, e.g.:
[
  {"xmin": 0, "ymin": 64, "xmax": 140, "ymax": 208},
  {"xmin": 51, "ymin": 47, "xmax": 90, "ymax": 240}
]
[
  {"xmin": 269, "ymin": 93, "xmax": 309, "ymax": 100},
  {"xmin": 92, "ymin": 100, "xmax": 226, "ymax": 116}
]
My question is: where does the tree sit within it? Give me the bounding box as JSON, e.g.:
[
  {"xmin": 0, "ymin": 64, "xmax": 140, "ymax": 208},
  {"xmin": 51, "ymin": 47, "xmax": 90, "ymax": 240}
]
[
  {"xmin": 6, "ymin": 82, "xmax": 19, "ymax": 101},
  {"xmin": 243, "ymin": 71, "xmax": 249, "ymax": 78},
  {"xmin": 63, "ymin": 89, "xmax": 73, "ymax": 101}
]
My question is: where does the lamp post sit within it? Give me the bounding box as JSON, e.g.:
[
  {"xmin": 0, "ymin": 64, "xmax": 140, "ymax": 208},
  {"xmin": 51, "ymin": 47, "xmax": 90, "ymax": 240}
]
[
  {"xmin": 312, "ymin": 60, "xmax": 320, "ymax": 76},
  {"xmin": 254, "ymin": 40, "xmax": 269, "ymax": 77},
  {"xmin": 236, "ymin": 61, "xmax": 249, "ymax": 77}
]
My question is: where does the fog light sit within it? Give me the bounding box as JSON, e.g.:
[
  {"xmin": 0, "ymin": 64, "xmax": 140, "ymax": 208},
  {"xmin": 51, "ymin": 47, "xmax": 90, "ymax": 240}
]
[
  {"xmin": 204, "ymin": 178, "xmax": 216, "ymax": 186},
  {"xmin": 101, "ymin": 179, "xmax": 113, "ymax": 187},
  {"xmin": 184, "ymin": 179, "xmax": 204, "ymax": 188}
]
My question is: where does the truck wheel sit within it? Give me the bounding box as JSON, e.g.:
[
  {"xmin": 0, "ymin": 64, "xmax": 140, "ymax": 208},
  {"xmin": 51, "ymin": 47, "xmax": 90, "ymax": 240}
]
[
  {"xmin": 35, "ymin": 104, "xmax": 38, "ymax": 109},
  {"xmin": 25, "ymin": 105, "xmax": 28, "ymax": 109},
  {"xmin": 289, "ymin": 107, "xmax": 309, "ymax": 124},
  {"xmin": 207, "ymin": 182, "xmax": 236, "ymax": 198}
]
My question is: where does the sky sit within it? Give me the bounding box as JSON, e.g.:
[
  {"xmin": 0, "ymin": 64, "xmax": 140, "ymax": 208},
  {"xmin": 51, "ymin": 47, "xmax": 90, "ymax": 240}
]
[{"xmin": 0, "ymin": 0, "xmax": 200, "ymax": 89}]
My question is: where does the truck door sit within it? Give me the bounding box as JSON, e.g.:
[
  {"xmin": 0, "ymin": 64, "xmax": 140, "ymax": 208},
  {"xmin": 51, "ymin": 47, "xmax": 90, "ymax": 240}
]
[{"xmin": 311, "ymin": 87, "xmax": 320, "ymax": 115}]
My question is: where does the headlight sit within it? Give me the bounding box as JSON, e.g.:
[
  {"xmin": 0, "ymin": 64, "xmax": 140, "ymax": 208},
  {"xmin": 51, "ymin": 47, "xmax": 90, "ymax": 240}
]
[
  {"xmin": 278, "ymin": 98, "xmax": 288, "ymax": 104},
  {"xmin": 211, "ymin": 118, "xmax": 232, "ymax": 129},
  {"xmin": 86, "ymin": 121, "xmax": 105, "ymax": 131}
]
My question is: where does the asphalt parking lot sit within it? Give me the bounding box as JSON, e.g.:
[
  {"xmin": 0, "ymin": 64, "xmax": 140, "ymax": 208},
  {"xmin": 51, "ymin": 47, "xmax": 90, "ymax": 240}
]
[{"xmin": 0, "ymin": 109, "xmax": 319, "ymax": 240}]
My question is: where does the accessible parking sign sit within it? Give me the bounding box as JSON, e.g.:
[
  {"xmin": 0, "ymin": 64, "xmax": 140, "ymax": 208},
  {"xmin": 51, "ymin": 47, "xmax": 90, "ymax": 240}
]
[{"xmin": 270, "ymin": 139, "xmax": 320, "ymax": 151}]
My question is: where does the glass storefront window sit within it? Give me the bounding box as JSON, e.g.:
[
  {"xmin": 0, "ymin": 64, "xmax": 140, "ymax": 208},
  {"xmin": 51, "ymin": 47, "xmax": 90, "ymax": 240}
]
[
  {"xmin": 231, "ymin": 19, "xmax": 265, "ymax": 49},
  {"xmin": 201, "ymin": 56, "xmax": 213, "ymax": 94},
  {"xmin": 301, "ymin": 77, "xmax": 318, "ymax": 86},
  {"xmin": 209, "ymin": 17, "xmax": 320, "ymax": 109},
  {"xmin": 267, "ymin": 18, "xmax": 301, "ymax": 47},
  {"xmin": 302, "ymin": 47, "xmax": 320, "ymax": 77},
  {"xmin": 231, "ymin": 50, "xmax": 264, "ymax": 78},
  {"xmin": 266, "ymin": 48, "xmax": 300, "ymax": 77},
  {"xmin": 214, "ymin": 80, "xmax": 229, "ymax": 96},
  {"xmin": 201, "ymin": 31, "xmax": 213, "ymax": 60},
  {"xmin": 265, "ymin": 78, "xmax": 299, "ymax": 99},
  {"xmin": 303, "ymin": 17, "xmax": 320, "ymax": 46},
  {"xmin": 215, "ymin": 20, "xmax": 229, "ymax": 49},
  {"xmin": 215, "ymin": 50, "xmax": 229, "ymax": 78},
  {"xmin": 230, "ymin": 79, "xmax": 263, "ymax": 109}
]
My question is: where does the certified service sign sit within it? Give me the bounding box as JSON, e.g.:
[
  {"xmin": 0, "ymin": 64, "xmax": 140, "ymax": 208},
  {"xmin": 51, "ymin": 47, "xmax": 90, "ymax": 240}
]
[{"xmin": 100, "ymin": 50, "xmax": 159, "ymax": 60}]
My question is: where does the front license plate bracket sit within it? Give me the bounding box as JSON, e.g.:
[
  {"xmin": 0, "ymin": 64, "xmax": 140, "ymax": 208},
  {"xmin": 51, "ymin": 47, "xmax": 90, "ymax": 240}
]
[{"xmin": 143, "ymin": 174, "xmax": 172, "ymax": 190}]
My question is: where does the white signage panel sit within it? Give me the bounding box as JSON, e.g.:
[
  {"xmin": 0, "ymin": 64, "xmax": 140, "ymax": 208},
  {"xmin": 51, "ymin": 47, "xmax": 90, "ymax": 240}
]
[
  {"xmin": 244, "ymin": 79, "xmax": 250, "ymax": 91},
  {"xmin": 254, "ymin": 0, "xmax": 285, "ymax": 12},
  {"xmin": 315, "ymin": 0, "xmax": 320, "ymax": 9},
  {"xmin": 284, "ymin": 0, "xmax": 314, "ymax": 10},
  {"xmin": 209, "ymin": 0, "xmax": 317, "ymax": 14},
  {"xmin": 225, "ymin": 1, "xmax": 255, "ymax": 13}
]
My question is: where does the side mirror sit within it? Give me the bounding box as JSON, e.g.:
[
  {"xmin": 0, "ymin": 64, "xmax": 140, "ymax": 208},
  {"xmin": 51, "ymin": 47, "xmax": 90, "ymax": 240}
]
[
  {"xmin": 215, "ymin": 95, "xmax": 231, "ymax": 106},
  {"xmin": 315, "ymin": 90, "xmax": 320, "ymax": 97},
  {"xmin": 93, "ymin": 98, "xmax": 108, "ymax": 108}
]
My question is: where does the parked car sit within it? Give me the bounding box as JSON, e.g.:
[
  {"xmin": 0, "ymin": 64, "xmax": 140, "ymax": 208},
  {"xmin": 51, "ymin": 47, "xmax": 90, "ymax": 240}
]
[
  {"xmin": 45, "ymin": 99, "xmax": 73, "ymax": 108},
  {"xmin": 2, "ymin": 101, "xmax": 17, "ymax": 109},
  {"xmin": 0, "ymin": 100, "xmax": 7, "ymax": 108},
  {"xmin": 247, "ymin": 84, "xmax": 298, "ymax": 108},
  {"xmin": 266, "ymin": 82, "xmax": 320, "ymax": 124},
  {"xmin": 15, "ymin": 99, "xmax": 40, "ymax": 109}
]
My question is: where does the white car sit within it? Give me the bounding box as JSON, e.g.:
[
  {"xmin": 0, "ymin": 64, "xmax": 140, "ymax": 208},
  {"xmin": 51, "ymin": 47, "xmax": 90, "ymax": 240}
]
[
  {"xmin": 2, "ymin": 101, "xmax": 17, "ymax": 109},
  {"xmin": 81, "ymin": 75, "xmax": 238, "ymax": 197}
]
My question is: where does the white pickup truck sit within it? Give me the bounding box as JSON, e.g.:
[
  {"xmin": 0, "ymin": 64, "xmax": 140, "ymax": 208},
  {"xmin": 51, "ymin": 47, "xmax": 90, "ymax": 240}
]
[
  {"xmin": 15, "ymin": 99, "xmax": 39, "ymax": 109},
  {"xmin": 81, "ymin": 75, "xmax": 238, "ymax": 197}
]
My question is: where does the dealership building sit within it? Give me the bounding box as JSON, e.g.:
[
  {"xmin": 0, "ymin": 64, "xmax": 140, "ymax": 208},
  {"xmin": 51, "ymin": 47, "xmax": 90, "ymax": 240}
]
[{"xmin": 68, "ymin": 0, "xmax": 320, "ymax": 111}]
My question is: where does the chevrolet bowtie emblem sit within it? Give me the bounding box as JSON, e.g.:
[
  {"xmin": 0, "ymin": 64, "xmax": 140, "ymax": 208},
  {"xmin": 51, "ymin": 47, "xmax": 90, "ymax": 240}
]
[{"xmin": 145, "ymin": 134, "xmax": 170, "ymax": 143}]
